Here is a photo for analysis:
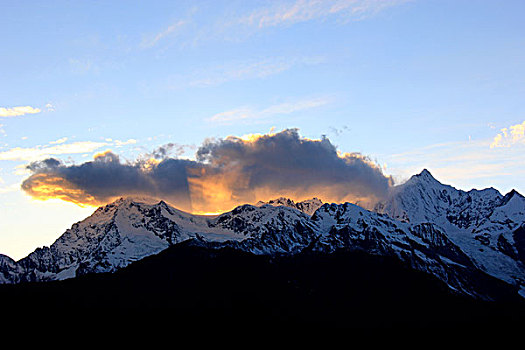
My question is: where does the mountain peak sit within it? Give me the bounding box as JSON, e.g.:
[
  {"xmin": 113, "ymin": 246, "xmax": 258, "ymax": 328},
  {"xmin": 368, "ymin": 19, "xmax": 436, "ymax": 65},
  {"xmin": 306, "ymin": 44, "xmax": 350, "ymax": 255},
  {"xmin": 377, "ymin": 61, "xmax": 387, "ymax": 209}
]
[
  {"xmin": 501, "ymin": 189, "xmax": 525, "ymax": 206},
  {"xmin": 112, "ymin": 196, "xmax": 162, "ymax": 206},
  {"xmin": 259, "ymin": 197, "xmax": 295, "ymax": 206},
  {"xmin": 417, "ymin": 168, "xmax": 434, "ymax": 179},
  {"xmin": 407, "ymin": 169, "xmax": 440, "ymax": 185},
  {"xmin": 256, "ymin": 197, "xmax": 323, "ymax": 216},
  {"xmin": 507, "ymin": 189, "xmax": 524, "ymax": 198}
]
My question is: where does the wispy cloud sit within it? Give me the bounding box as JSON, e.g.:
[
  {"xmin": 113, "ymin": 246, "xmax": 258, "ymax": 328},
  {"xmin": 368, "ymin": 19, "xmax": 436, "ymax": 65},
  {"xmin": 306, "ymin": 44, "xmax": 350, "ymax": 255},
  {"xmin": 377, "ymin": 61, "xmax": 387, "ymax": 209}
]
[
  {"xmin": 141, "ymin": 19, "xmax": 188, "ymax": 49},
  {"xmin": 187, "ymin": 56, "xmax": 324, "ymax": 88},
  {"xmin": 490, "ymin": 121, "xmax": 525, "ymax": 148},
  {"xmin": 139, "ymin": 1, "xmax": 410, "ymax": 49},
  {"xmin": 0, "ymin": 141, "xmax": 109, "ymax": 162},
  {"xmin": 49, "ymin": 137, "xmax": 68, "ymax": 145},
  {"xmin": 209, "ymin": 97, "xmax": 331, "ymax": 124},
  {"xmin": 384, "ymin": 136, "xmax": 525, "ymax": 191},
  {"xmin": 0, "ymin": 106, "xmax": 41, "ymax": 118},
  {"xmin": 235, "ymin": 0, "xmax": 411, "ymax": 28},
  {"xmin": 0, "ymin": 137, "xmax": 142, "ymax": 162},
  {"xmin": 114, "ymin": 139, "xmax": 137, "ymax": 147},
  {"xmin": 68, "ymin": 58, "xmax": 97, "ymax": 74}
]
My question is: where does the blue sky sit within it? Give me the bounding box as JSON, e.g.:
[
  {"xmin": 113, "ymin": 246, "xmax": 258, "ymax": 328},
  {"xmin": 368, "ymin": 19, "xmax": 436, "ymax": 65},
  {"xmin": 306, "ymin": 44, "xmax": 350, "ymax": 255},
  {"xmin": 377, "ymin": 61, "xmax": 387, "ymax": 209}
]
[{"xmin": 1, "ymin": 0, "xmax": 525, "ymax": 259}]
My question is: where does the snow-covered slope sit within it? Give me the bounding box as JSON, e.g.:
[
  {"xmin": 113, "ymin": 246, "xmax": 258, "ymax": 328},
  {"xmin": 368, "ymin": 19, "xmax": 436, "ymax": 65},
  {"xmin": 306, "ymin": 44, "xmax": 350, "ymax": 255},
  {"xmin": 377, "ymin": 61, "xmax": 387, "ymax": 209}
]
[
  {"xmin": 256, "ymin": 197, "xmax": 323, "ymax": 216},
  {"xmin": 375, "ymin": 169, "xmax": 525, "ymax": 289},
  {"xmin": 374, "ymin": 169, "xmax": 503, "ymax": 226},
  {"xmin": 309, "ymin": 203, "xmax": 498, "ymax": 298},
  {"xmin": 0, "ymin": 197, "xmax": 315, "ymax": 283},
  {"xmin": 4, "ymin": 198, "xmax": 245, "ymax": 283},
  {"xmin": 1, "ymin": 171, "xmax": 524, "ymax": 300}
]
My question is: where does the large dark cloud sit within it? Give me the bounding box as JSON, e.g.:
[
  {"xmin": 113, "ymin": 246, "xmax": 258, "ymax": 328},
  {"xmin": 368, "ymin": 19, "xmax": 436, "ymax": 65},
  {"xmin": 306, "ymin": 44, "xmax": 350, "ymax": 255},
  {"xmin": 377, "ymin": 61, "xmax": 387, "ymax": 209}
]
[
  {"xmin": 21, "ymin": 129, "xmax": 393, "ymax": 213},
  {"xmin": 22, "ymin": 150, "xmax": 195, "ymax": 210}
]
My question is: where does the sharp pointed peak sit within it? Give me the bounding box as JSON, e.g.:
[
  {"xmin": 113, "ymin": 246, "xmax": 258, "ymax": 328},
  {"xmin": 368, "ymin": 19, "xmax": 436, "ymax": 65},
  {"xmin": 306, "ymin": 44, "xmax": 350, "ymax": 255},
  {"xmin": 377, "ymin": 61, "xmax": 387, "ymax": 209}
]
[
  {"xmin": 407, "ymin": 168, "xmax": 440, "ymax": 185},
  {"xmin": 417, "ymin": 168, "xmax": 433, "ymax": 177},
  {"xmin": 507, "ymin": 189, "xmax": 524, "ymax": 197},
  {"xmin": 501, "ymin": 189, "xmax": 525, "ymax": 205}
]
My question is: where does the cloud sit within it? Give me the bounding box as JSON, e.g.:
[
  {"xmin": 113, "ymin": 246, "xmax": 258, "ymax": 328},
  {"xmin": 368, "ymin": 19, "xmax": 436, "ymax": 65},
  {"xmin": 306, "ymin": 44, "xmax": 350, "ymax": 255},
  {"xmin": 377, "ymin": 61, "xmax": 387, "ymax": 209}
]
[
  {"xmin": 329, "ymin": 125, "xmax": 350, "ymax": 136},
  {"xmin": 21, "ymin": 129, "xmax": 392, "ymax": 213},
  {"xmin": 22, "ymin": 151, "xmax": 196, "ymax": 209},
  {"xmin": 49, "ymin": 137, "xmax": 68, "ymax": 145},
  {"xmin": 68, "ymin": 58, "xmax": 96, "ymax": 74},
  {"xmin": 383, "ymin": 135, "xmax": 525, "ymax": 194},
  {"xmin": 140, "ymin": 1, "xmax": 409, "ymax": 49},
  {"xmin": 142, "ymin": 143, "xmax": 189, "ymax": 160},
  {"xmin": 236, "ymin": 0, "xmax": 411, "ymax": 28},
  {"xmin": 209, "ymin": 97, "xmax": 331, "ymax": 124},
  {"xmin": 490, "ymin": 121, "xmax": 525, "ymax": 148},
  {"xmin": 141, "ymin": 19, "xmax": 188, "ymax": 48},
  {"xmin": 0, "ymin": 138, "xmax": 142, "ymax": 162},
  {"xmin": 114, "ymin": 139, "xmax": 138, "ymax": 147},
  {"xmin": 0, "ymin": 106, "xmax": 41, "ymax": 118},
  {"xmin": 158, "ymin": 56, "xmax": 324, "ymax": 91},
  {"xmin": 187, "ymin": 56, "xmax": 324, "ymax": 87},
  {"xmin": 0, "ymin": 141, "xmax": 109, "ymax": 162}
]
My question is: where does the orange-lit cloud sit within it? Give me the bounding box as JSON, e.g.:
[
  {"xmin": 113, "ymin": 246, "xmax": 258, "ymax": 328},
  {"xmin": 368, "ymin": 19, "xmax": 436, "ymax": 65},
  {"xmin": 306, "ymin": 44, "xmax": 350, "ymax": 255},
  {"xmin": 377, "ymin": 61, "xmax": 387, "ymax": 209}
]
[
  {"xmin": 21, "ymin": 173, "xmax": 98, "ymax": 207},
  {"xmin": 21, "ymin": 129, "xmax": 393, "ymax": 213}
]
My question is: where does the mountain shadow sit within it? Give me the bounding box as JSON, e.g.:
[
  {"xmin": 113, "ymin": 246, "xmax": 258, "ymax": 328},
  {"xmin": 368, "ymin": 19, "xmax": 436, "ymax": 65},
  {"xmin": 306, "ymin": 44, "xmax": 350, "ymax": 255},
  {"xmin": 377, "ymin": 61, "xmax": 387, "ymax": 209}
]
[{"xmin": 1, "ymin": 241, "xmax": 523, "ymax": 328}]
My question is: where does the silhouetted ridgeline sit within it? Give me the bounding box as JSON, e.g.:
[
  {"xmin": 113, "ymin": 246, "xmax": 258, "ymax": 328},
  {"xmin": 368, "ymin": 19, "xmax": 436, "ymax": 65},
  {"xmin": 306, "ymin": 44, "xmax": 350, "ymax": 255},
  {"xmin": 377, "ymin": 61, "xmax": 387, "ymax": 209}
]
[{"xmin": 1, "ymin": 242, "xmax": 523, "ymax": 328}]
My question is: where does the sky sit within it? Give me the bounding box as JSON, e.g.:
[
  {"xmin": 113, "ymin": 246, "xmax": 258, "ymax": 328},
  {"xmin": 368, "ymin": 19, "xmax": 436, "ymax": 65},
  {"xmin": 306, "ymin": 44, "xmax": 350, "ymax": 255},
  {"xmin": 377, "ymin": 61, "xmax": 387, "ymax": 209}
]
[{"xmin": 1, "ymin": 0, "xmax": 525, "ymax": 260}]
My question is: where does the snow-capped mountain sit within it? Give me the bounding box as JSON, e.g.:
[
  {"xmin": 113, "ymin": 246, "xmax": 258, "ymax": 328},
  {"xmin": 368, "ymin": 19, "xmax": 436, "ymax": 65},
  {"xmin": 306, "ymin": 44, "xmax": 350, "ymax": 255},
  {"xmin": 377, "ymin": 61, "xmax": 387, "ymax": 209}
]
[
  {"xmin": 0, "ymin": 254, "xmax": 18, "ymax": 284},
  {"xmin": 256, "ymin": 197, "xmax": 324, "ymax": 216},
  {"xmin": 3, "ymin": 197, "xmax": 246, "ymax": 283},
  {"xmin": 0, "ymin": 170, "xmax": 524, "ymax": 300},
  {"xmin": 0, "ymin": 197, "xmax": 317, "ymax": 283},
  {"xmin": 374, "ymin": 169, "xmax": 503, "ymax": 226},
  {"xmin": 375, "ymin": 169, "xmax": 525, "ymax": 293}
]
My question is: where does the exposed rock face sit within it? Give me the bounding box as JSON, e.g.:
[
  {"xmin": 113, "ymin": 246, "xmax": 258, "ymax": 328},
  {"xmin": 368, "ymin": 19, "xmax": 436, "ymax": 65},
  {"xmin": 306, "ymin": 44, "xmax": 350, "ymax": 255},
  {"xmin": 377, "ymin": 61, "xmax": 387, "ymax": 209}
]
[
  {"xmin": 256, "ymin": 197, "xmax": 324, "ymax": 216},
  {"xmin": 1, "ymin": 170, "xmax": 524, "ymax": 300}
]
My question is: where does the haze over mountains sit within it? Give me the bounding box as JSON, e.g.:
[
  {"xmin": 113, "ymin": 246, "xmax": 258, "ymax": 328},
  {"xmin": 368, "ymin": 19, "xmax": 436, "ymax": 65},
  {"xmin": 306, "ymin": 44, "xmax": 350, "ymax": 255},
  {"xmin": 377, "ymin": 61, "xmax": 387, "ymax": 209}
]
[{"xmin": 1, "ymin": 169, "xmax": 524, "ymax": 303}]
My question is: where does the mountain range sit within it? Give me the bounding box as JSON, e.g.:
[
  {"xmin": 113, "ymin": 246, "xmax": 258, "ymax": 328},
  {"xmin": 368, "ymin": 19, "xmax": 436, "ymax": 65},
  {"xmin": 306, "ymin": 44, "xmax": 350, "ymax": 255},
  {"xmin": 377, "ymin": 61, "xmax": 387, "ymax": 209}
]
[{"xmin": 1, "ymin": 169, "xmax": 524, "ymax": 303}]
